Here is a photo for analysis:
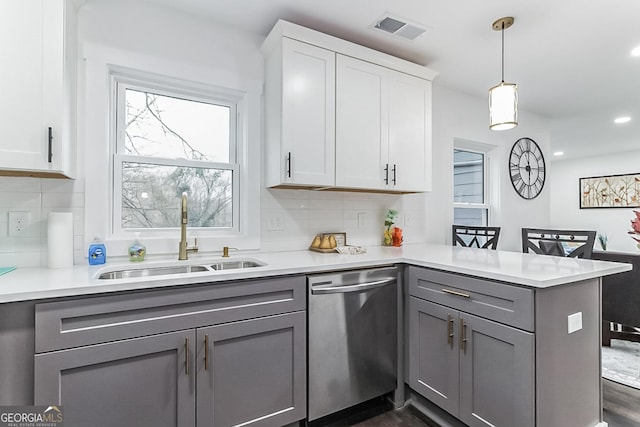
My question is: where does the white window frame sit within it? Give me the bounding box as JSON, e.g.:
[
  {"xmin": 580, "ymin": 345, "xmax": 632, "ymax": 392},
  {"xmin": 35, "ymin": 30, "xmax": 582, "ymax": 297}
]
[
  {"xmin": 82, "ymin": 45, "xmax": 261, "ymax": 258},
  {"xmin": 109, "ymin": 67, "xmax": 243, "ymax": 239},
  {"xmin": 453, "ymin": 139, "xmax": 495, "ymax": 226}
]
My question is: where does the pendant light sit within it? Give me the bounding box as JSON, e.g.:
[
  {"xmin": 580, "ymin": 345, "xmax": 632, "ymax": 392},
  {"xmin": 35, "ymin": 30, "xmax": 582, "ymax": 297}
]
[{"xmin": 489, "ymin": 17, "xmax": 518, "ymax": 130}]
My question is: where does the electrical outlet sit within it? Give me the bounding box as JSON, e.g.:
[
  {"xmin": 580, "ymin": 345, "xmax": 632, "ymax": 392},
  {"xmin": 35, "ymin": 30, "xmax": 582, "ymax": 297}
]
[
  {"xmin": 568, "ymin": 312, "xmax": 583, "ymax": 334},
  {"xmin": 267, "ymin": 213, "xmax": 284, "ymax": 231},
  {"xmin": 404, "ymin": 213, "xmax": 414, "ymax": 227},
  {"xmin": 8, "ymin": 211, "xmax": 30, "ymax": 237}
]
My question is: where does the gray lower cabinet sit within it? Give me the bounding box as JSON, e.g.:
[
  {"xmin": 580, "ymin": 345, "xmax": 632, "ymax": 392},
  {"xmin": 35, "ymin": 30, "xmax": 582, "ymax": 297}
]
[
  {"xmin": 34, "ymin": 330, "xmax": 196, "ymax": 427},
  {"xmin": 409, "ymin": 297, "xmax": 534, "ymax": 427},
  {"xmin": 197, "ymin": 311, "xmax": 306, "ymax": 427},
  {"xmin": 33, "ymin": 276, "xmax": 307, "ymax": 427},
  {"xmin": 408, "ymin": 266, "xmax": 535, "ymax": 427}
]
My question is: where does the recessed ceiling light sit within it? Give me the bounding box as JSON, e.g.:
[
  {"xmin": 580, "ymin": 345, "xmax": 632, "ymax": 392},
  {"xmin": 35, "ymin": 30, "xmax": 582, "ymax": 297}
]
[
  {"xmin": 614, "ymin": 116, "xmax": 631, "ymax": 124},
  {"xmin": 631, "ymin": 45, "xmax": 640, "ymax": 57},
  {"xmin": 553, "ymin": 151, "xmax": 564, "ymax": 156}
]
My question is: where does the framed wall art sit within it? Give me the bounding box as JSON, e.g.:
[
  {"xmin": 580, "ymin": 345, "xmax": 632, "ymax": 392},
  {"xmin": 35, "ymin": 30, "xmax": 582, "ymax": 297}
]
[{"xmin": 579, "ymin": 172, "xmax": 640, "ymax": 208}]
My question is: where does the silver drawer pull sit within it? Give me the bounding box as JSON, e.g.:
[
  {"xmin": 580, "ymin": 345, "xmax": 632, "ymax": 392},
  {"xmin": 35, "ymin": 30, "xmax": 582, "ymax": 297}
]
[{"xmin": 442, "ymin": 288, "xmax": 471, "ymax": 298}]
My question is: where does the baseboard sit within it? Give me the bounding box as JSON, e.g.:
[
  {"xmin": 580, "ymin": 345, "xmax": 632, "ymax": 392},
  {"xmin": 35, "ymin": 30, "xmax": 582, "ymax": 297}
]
[{"xmin": 404, "ymin": 388, "xmax": 465, "ymax": 427}]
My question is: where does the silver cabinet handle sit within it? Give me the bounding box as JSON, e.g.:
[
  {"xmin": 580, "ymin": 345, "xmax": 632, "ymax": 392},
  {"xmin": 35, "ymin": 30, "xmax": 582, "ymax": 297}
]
[
  {"xmin": 460, "ymin": 320, "xmax": 467, "ymax": 353},
  {"xmin": 286, "ymin": 152, "xmax": 291, "ymax": 178},
  {"xmin": 384, "ymin": 163, "xmax": 389, "ymax": 185},
  {"xmin": 447, "ymin": 314, "xmax": 454, "ymax": 347},
  {"xmin": 392, "ymin": 164, "xmax": 397, "ymax": 185},
  {"xmin": 442, "ymin": 288, "xmax": 471, "ymax": 298},
  {"xmin": 311, "ymin": 278, "xmax": 395, "ymax": 295}
]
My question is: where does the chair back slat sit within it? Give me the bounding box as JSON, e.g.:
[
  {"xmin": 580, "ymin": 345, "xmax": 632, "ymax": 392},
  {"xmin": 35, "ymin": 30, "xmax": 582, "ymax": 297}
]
[
  {"xmin": 521, "ymin": 228, "xmax": 596, "ymax": 259},
  {"xmin": 452, "ymin": 225, "xmax": 501, "ymax": 250}
]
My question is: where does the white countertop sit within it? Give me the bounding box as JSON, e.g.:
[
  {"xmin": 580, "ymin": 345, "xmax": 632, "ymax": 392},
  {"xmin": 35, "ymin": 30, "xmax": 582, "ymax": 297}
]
[{"xmin": 0, "ymin": 243, "xmax": 631, "ymax": 303}]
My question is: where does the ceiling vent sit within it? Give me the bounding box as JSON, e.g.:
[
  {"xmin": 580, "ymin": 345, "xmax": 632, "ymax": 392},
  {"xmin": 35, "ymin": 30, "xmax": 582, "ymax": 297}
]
[{"xmin": 373, "ymin": 14, "xmax": 428, "ymax": 41}]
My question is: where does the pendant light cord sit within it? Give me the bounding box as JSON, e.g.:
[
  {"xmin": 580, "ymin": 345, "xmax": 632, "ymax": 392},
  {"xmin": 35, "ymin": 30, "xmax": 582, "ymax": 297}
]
[{"xmin": 501, "ymin": 21, "xmax": 505, "ymax": 83}]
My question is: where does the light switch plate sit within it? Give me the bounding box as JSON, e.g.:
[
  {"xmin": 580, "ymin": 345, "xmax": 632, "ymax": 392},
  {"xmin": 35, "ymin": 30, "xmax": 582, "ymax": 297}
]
[
  {"xmin": 568, "ymin": 312, "xmax": 583, "ymax": 334},
  {"xmin": 357, "ymin": 212, "xmax": 367, "ymax": 229}
]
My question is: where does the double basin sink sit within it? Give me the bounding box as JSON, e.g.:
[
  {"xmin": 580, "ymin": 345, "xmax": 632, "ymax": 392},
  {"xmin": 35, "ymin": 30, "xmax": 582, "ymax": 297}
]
[{"xmin": 97, "ymin": 259, "xmax": 265, "ymax": 280}]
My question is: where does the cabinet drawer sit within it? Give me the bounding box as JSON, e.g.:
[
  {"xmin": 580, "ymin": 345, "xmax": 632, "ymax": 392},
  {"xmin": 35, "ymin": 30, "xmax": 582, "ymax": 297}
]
[
  {"xmin": 35, "ymin": 275, "xmax": 306, "ymax": 353},
  {"xmin": 408, "ymin": 266, "xmax": 534, "ymax": 331}
]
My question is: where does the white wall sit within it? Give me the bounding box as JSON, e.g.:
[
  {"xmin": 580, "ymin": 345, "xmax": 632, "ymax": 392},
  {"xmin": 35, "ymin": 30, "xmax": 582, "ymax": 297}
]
[
  {"xmin": 432, "ymin": 85, "xmax": 552, "ymax": 251},
  {"xmin": 0, "ymin": 0, "xmax": 554, "ymax": 266},
  {"xmin": 550, "ymin": 149, "xmax": 640, "ymax": 253}
]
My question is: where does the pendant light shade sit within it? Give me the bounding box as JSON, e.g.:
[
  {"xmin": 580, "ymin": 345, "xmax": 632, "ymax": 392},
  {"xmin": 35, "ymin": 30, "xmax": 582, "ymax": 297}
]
[
  {"xmin": 489, "ymin": 17, "xmax": 518, "ymax": 131},
  {"xmin": 489, "ymin": 81, "xmax": 518, "ymax": 130}
]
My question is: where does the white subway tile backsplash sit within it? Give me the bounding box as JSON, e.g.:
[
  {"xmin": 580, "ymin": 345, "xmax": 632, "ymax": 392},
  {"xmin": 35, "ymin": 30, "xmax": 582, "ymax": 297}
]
[
  {"xmin": 0, "ymin": 177, "xmax": 41, "ymax": 193},
  {"xmin": 308, "ymin": 197, "xmax": 343, "ymax": 211},
  {"xmin": 0, "ymin": 176, "xmax": 85, "ymax": 267},
  {"xmin": 0, "ymin": 251, "xmax": 43, "ymax": 268},
  {"xmin": 260, "ymin": 187, "xmax": 426, "ymax": 252},
  {"xmin": 42, "ymin": 178, "xmax": 85, "ymax": 193},
  {"xmin": 0, "ymin": 192, "xmax": 42, "ymax": 209},
  {"xmin": 42, "ymin": 192, "xmax": 84, "ymax": 209},
  {"xmin": 0, "ymin": 175, "xmax": 427, "ymax": 265}
]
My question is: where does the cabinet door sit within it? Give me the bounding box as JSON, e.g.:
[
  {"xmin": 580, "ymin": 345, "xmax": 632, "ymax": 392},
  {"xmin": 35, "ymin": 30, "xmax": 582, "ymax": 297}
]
[
  {"xmin": 459, "ymin": 313, "xmax": 534, "ymax": 427},
  {"xmin": 34, "ymin": 330, "xmax": 196, "ymax": 427},
  {"xmin": 0, "ymin": 0, "xmax": 49, "ymax": 171},
  {"xmin": 335, "ymin": 54, "xmax": 387, "ymax": 189},
  {"xmin": 0, "ymin": 0, "xmax": 69, "ymax": 175},
  {"xmin": 408, "ymin": 297, "xmax": 459, "ymax": 416},
  {"xmin": 281, "ymin": 38, "xmax": 335, "ymax": 186},
  {"xmin": 197, "ymin": 311, "xmax": 306, "ymax": 427},
  {"xmin": 388, "ymin": 72, "xmax": 432, "ymax": 192}
]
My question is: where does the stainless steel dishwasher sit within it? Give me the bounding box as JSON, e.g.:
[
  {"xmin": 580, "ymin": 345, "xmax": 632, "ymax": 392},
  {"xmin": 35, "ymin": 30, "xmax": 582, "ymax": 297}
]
[{"xmin": 307, "ymin": 266, "xmax": 398, "ymax": 422}]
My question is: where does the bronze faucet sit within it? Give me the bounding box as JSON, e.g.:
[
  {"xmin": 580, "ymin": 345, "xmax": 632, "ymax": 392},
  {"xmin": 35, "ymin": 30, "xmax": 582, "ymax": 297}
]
[{"xmin": 178, "ymin": 192, "xmax": 198, "ymax": 260}]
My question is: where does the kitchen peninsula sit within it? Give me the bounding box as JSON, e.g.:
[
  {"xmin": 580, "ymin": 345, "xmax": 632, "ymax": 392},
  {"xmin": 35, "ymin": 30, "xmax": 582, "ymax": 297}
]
[{"xmin": 0, "ymin": 243, "xmax": 630, "ymax": 427}]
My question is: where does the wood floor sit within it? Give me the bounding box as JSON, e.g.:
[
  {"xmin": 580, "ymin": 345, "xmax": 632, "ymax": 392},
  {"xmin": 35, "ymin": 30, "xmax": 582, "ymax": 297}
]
[
  {"xmin": 603, "ymin": 379, "xmax": 640, "ymax": 427},
  {"xmin": 343, "ymin": 380, "xmax": 640, "ymax": 427}
]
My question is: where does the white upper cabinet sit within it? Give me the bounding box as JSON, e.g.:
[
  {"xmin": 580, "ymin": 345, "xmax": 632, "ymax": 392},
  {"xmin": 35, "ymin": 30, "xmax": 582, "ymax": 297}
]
[
  {"xmin": 262, "ymin": 20, "xmax": 437, "ymax": 193},
  {"xmin": 335, "ymin": 55, "xmax": 432, "ymax": 192},
  {"xmin": 263, "ymin": 37, "xmax": 336, "ymax": 187},
  {"xmin": 387, "ymin": 70, "xmax": 432, "ymax": 192},
  {"xmin": 0, "ymin": 0, "xmax": 78, "ymax": 178},
  {"xmin": 335, "ymin": 55, "xmax": 386, "ymax": 190}
]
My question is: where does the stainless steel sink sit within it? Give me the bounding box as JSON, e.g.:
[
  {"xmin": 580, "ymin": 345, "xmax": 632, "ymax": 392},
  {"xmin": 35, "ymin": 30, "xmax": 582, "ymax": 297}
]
[
  {"xmin": 98, "ymin": 264, "xmax": 209, "ymax": 280},
  {"xmin": 97, "ymin": 259, "xmax": 266, "ymax": 280},
  {"xmin": 210, "ymin": 260, "xmax": 265, "ymax": 270}
]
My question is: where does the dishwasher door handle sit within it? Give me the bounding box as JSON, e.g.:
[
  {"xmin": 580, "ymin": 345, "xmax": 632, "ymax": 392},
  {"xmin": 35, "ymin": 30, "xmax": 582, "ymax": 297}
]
[{"xmin": 311, "ymin": 278, "xmax": 395, "ymax": 295}]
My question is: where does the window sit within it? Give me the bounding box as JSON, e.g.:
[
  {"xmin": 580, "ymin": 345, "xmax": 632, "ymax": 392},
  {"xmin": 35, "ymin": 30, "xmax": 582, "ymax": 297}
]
[
  {"xmin": 112, "ymin": 72, "xmax": 241, "ymax": 236},
  {"xmin": 453, "ymin": 148, "xmax": 489, "ymax": 226}
]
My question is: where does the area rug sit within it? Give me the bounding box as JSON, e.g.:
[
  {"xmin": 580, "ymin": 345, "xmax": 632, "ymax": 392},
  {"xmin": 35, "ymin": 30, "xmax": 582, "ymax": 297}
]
[{"xmin": 602, "ymin": 339, "xmax": 640, "ymax": 389}]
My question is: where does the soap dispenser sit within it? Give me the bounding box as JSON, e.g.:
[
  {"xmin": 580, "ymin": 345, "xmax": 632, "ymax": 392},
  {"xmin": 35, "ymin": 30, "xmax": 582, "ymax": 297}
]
[
  {"xmin": 128, "ymin": 233, "xmax": 146, "ymax": 262},
  {"xmin": 88, "ymin": 236, "xmax": 106, "ymax": 265}
]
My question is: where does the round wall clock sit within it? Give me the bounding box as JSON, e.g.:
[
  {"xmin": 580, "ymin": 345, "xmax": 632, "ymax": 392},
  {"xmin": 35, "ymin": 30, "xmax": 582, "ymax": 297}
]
[{"xmin": 509, "ymin": 137, "xmax": 546, "ymax": 200}]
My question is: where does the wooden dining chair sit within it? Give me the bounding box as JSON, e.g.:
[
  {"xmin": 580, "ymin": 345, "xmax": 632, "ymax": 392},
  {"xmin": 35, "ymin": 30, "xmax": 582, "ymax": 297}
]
[
  {"xmin": 452, "ymin": 225, "xmax": 501, "ymax": 249},
  {"xmin": 521, "ymin": 228, "xmax": 597, "ymax": 259}
]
